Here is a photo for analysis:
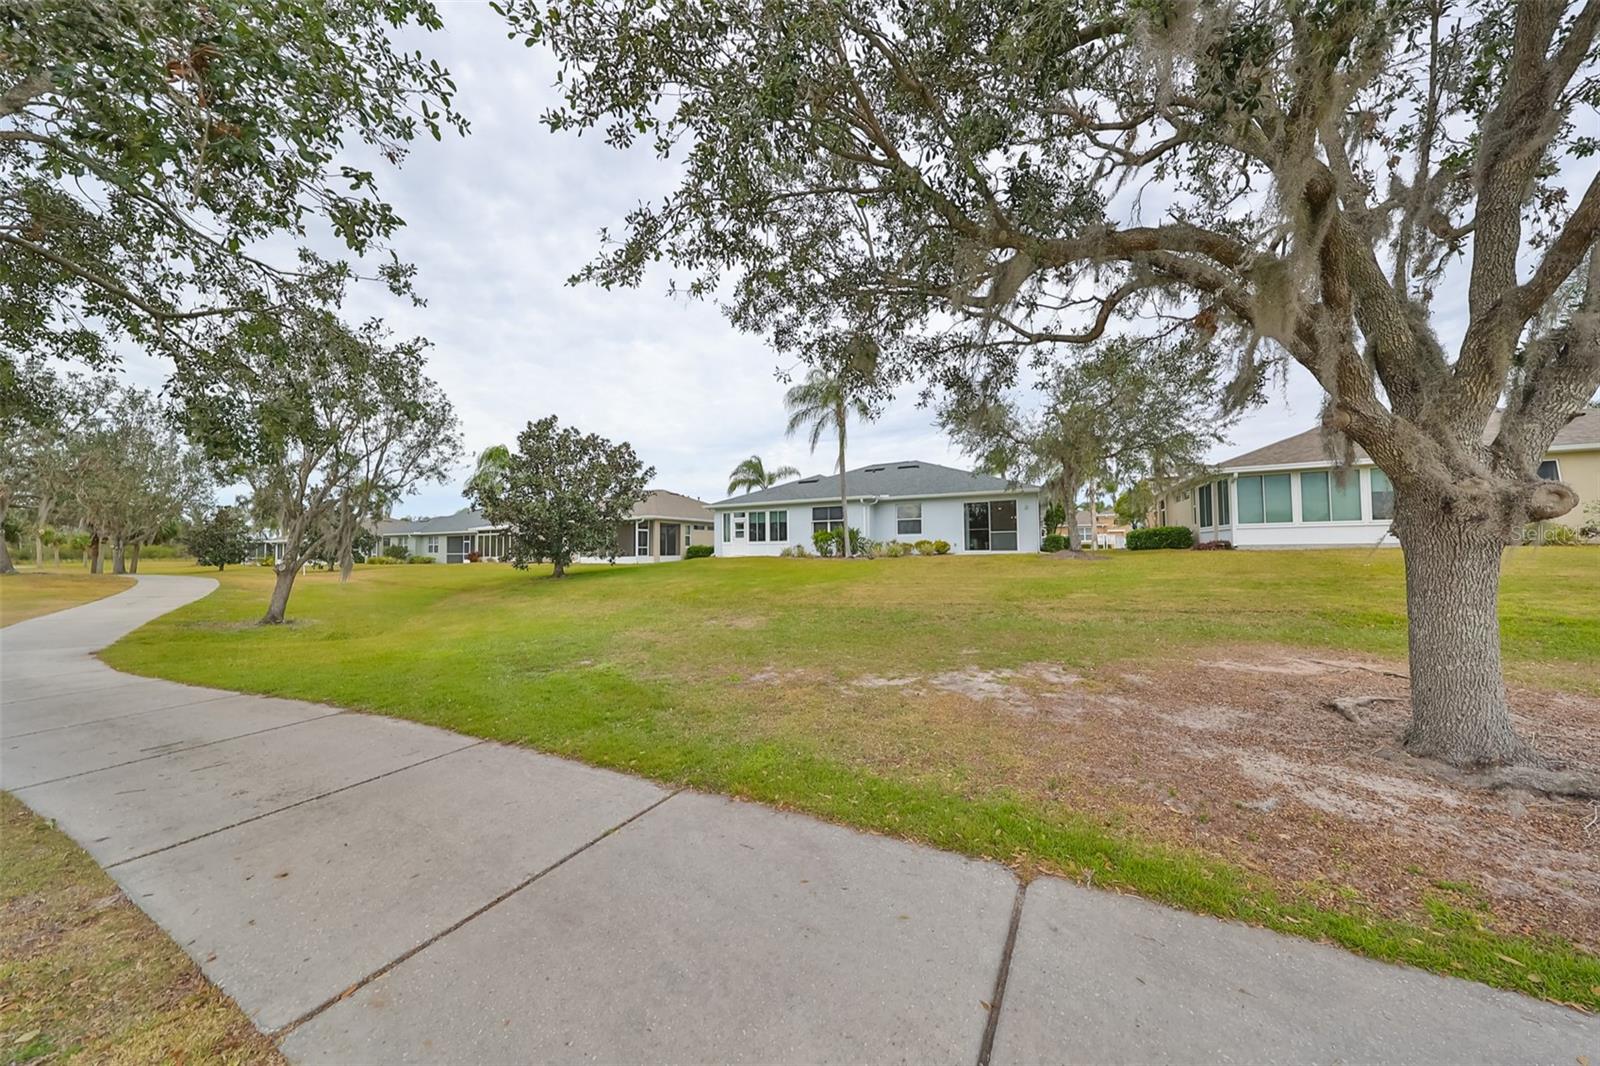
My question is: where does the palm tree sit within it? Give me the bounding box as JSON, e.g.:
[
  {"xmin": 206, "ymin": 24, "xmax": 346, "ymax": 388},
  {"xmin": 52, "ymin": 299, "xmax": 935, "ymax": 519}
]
[
  {"xmin": 784, "ymin": 365, "xmax": 872, "ymax": 558},
  {"xmin": 726, "ymin": 454, "xmax": 800, "ymax": 496},
  {"xmin": 465, "ymin": 444, "xmax": 512, "ymax": 504}
]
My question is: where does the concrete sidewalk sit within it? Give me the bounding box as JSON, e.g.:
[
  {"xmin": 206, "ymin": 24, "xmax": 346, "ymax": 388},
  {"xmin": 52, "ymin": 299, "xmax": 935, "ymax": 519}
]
[{"xmin": 1, "ymin": 576, "xmax": 1593, "ymax": 1064}]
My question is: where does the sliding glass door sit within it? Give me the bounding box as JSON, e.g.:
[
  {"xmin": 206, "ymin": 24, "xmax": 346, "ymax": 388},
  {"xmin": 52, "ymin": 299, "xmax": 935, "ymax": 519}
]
[{"xmin": 965, "ymin": 500, "xmax": 1019, "ymax": 551}]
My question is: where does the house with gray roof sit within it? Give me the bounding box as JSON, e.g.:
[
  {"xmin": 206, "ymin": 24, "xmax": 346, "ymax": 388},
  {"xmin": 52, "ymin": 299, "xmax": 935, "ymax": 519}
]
[
  {"xmin": 376, "ymin": 490, "xmax": 715, "ymax": 564},
  {"xmin": 708, "ymin": 461, "xmax": 1042, "ymax": 556},
  {"xmin": 1152, "ymin": 408, "xmax": 1600, "ymax": 548}
]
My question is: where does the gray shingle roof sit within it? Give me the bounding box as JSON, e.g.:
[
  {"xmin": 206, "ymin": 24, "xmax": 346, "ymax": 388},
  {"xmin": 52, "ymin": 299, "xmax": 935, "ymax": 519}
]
[
  {"xmin": 1218, "ymin": 408, "xmax": 1600, "ymax": 470},
  {"xmin": 374, "ymin": 509, "xmax": 493, "ymax": 536},
  {"xmin": 630, "ymin": 489, "xmax": 713, "ymax": 522},
  {"xmin": 710, "ymin": 461, "xmax": 1037, "ymax": 508}
]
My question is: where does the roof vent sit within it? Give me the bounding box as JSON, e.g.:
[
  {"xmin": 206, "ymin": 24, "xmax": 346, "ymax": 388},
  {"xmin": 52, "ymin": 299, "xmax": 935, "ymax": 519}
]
[
  {"xmin": 896, "ymin": 463, "xmax": 920, "ymax": 469},
  {"xmin": 798, "ymin": 476, "xmax": 820, "ymax": 484},
  {"xmin": 864, "ymin": 465, "xmax": 886, "ymax": 472}
]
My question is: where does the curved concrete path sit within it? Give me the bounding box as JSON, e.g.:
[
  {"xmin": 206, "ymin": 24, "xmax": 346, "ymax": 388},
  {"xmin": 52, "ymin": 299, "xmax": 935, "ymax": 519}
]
[{"xmin": 1, "ymin": 575, "xmax": 1594, "ymax": 1063}]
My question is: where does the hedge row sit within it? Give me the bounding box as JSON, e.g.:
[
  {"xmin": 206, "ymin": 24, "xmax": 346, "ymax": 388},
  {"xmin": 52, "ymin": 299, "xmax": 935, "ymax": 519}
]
[{"xmin": 1126, "ymin": 525, "xmax": 1195, "ymax": 550}]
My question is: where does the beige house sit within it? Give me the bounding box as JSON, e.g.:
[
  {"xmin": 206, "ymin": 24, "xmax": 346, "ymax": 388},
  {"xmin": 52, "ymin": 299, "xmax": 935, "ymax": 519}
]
[
  {"xmin": 607, "ymin": 489, "xmax": 716, "ymax": 562},
  {"xmin": 1151, "ymin": 409, "xmax": 1600, "ymax": 547},
  {"xmin": 1054, "ymin": 509, "xmax": 1131, "ymax": 549}
]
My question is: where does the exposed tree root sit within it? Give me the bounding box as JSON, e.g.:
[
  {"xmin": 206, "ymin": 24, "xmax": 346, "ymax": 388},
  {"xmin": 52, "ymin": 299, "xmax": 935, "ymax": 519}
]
[
  {"xmin": 1323, "ymin": 695, "xmax": 1401, "ymax": 723},
  {"xmin": 1383, "ymin": 747, "xmax": 1600, "ymax": 800}
]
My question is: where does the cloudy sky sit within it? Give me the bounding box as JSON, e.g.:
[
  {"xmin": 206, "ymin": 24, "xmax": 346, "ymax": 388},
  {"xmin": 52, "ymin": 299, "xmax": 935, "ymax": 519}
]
[{"xmin": 135, "ymin": 4, "xmax": 1560, "ymax": 518}]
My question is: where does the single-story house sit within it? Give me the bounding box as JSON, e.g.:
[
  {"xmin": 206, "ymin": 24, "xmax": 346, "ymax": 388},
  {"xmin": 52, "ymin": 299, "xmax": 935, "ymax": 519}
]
[
  {"xmin": 598, "ymin": 489, "xmax": 716, "ymax": 563},
  {"xmin": 1152, "ymin": 409, "xmax": 1600, "ymax": 548},
  {"xmin": 375, "ymin": 490, "xmax": 715, "ymax": 564},
  {"xmin": 1057, "ymin": 509, "xmax": 1130, "ymax": 549},
  {"xmin": 709, "ymin": 461, "xmax": 1043, "ymax": 556},
  {"xmin": 375, "ymin": 509, "xmax": 508, "ymax": 563}
]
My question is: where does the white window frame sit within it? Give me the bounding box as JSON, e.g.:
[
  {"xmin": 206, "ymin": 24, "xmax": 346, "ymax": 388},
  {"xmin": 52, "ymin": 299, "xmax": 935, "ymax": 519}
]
[
  {"xmin": 1537, "ymin": 458, "xmax": 1561, "ymax": 481},
  {"xmin": 426, "ymin": 537, "xmax": 439, "ymax": 554},
  {"xmin": 733, "ymin": 512, "xmax": 746, "ymax": 540},
  {"xmin": 896, "ymin": 502, "xmax": 922, "ymax": 535},
  {"xmin": 811, "ymin": 506, "xmax": 844, "ymax": 533},
  {"xmin": 768, "ymin": 510, "xmax": 788, "ymax": 541},
  {"xmin": 636, "ymin": 520, "xmax": 651, "ymax": 555}
]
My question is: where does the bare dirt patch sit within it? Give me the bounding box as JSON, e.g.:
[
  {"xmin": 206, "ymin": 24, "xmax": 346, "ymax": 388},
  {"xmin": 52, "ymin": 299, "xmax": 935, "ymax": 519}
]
[{"xmin": 826, "ymin": 648, "xmax": 1600, "ymax": 950}]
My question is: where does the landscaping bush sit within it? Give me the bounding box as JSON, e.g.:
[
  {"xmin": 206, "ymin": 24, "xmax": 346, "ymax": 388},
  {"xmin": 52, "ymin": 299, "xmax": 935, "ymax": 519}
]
[
  {"xmin": 932, "ymin": 539, "xmax": 951, "ymax": 555},
  {"xmin": 365, "ymin": 555, "xmax": 399, "ymax": 565},
  {"xmin": 1041, "ymin": 533, "xmax": 1069, "ymax": 552},
  {"xmin": 1127, "ymin": 525, "xmax": 1194, "ymax": 550},
  {"xmin": 1523, "ymin": 522, "xmax": 1578, "ymax": 546},
  {"xmin": 466, "ymin": 550, "xmax": 482, "ymax": 562},
  {"xmin": 913, "ymin": 539, "xmax": 935, "ymax": 555},
  {"xmin": 779, "ymin": 543, "xmax": 811, "ymax": 558},
  {"xmin": 685, "ymin": 544, "xmax": 715, "ymax": 559},
  {"xmin": 1192, "ymin": 538, "xmax": 1234, "ymax": 550},
  {"xmin": 812, "ymin": 528, "xmax": 842, "ymax": 556},
  {"xmin": 139, "ymin": 544, "xmax": 182, "ymax": 559},
  {"xmin": 255, "ymin": 556, "xmax": 276, "ymax": 567},
  {"xmin": 382, "ymin": 544, "xmax": 410, "ymax": 561},
  {"xmin": 406, "ymin": 554, "xmax": 436, "ymax": 564},
  {"xmin": 882, "ymin": 540, "xmax": 911, "ymax": 557}
]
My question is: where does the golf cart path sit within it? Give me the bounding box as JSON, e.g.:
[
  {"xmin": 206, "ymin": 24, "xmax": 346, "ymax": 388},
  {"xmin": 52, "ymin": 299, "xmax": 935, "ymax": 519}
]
[{"xmin": 1, "ymin": 576, "xmax": 1593, "ymax": 1063}]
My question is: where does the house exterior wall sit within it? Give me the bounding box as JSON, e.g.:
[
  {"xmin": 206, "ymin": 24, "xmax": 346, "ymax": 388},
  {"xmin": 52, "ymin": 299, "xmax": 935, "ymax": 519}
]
[
  {"xmin": 1171, "ymin": 446, "xmax": 1598, "ymax": 548},
  {"xmin": 711, "ymin": 493, "xmax": 1042, "ymax": 556},
  {"xmin": 1547, "ymin": 448, "xmax": 1600, "ymax": 530}
]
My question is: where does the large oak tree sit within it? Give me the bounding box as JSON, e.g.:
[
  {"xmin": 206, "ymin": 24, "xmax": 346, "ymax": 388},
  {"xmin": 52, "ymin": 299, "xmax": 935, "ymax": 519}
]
[{"xmin": 509, "ymin": 0, "xmax": 1600, "ymax": 785}]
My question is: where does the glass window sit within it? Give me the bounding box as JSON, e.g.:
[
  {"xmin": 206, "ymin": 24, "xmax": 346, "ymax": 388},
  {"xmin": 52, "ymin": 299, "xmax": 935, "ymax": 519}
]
[
  {"xmin": 427, "ymin": 537, "xmax": 439, "ymax": 554},
  {"xmin": 1237, "ymin": 476, "xmax": 1264, "ymax": 523},
  {"xmin": 1217, "ymin": 480, "xmax": 1230, "ymax": 525},
  {"xmin": 965, "ymin": 501, "xmax": 990, "ymax": 550},
  {"xmin": 1263, "ymin": 474, "xmax": 1292, "ymax": 522},
  {"xmin": 636, "ymin": 521, "xmax": 650, "ymax": 555},
  {"xmin": 733, "ymin": 512, "xmax": 746, "ymax": 539},
  {"xmin": 722, "ymin": 512, "xmax": 730, "ymax": 542},
  {"xmin": 1370, "ymin": 470, "xmax": 1395, "ymax": 520},
  {"xmin": 1300, "ymin": 472, "xmax": 1331, "ymax": 522},
  {"xmin": 1537, "ymin": 459, "xmax": 1560, "ymax": 481},
  {"xmin": 1330, "ymin": 472, "xmax": 1361, "ymax": 520},
  {"xmin": 1158, "ymin": 498, "xmax": 1167, "ymax": 525},
  {"xmin": 769, "ymin": 510, "xmax": 788, "ymax": 541},
  {"xmin": 896, "ymin": 502, "xmax": 922, "ymax": 535},
  {"xmin": 811, "ymin": 505, "xmax": 844, "ymax": 533},
  {"xmin": 749, "ymin": 510, "xmax": 767, "ymax": 542},
  {"xmin": 1198, "ymin": 483, "xmax": 1213, "ymax": 527},
  {"xmin": 990, "ymin": 499, "xmax": 1018, "ymax": 550}
]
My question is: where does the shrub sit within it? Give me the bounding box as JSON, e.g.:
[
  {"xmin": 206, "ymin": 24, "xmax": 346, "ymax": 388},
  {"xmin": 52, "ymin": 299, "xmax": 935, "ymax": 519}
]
[
  {"xmin": 140, "ymin": 544, "xmax": 182, "ymax": 559},
  {"xmin": 1127, "ymin": 525, "xmax": 1194, "ymax": 550},
  {"xmin": 382, "ymin": 543, "xmax": 410, "ymax": 561},
  {"xmin": 365, "ymin": 555, "xmax": 399, "ymax": 565},
  {"xmin": 685, "ymin": 544, "xmax": 715, "ymax": 559},
  {"xmin": 406, "ymin": 554, "xmax": 436, "ymax": 564},
  {"xmin": 932, "ymin": 539, "xmax": 951, "ymax": 555},
  {"xmin": 256, "ymin": 556, "xmax": 277, "ymax": 567},
  {"xmin": 913, "ymin": 539, "xmax": 935, "ymax": 555},
  {"xmin": 812, "ymin": 528, "xmax": 841, "ymax": 556},
  {"xmin": 466, "ymin": 550, "xmax": 482, "ymax": 562},
  {"xmin": 882, "ymin": 540, "xmax": 910, "ymax": 557},
  {"xmin": 1524, "ymin": 523, "xmax": 1578, "ymax": 546},
  {"xmin": 1192, "ymin": 539, "xmax": 1234, "ymax": 551},
  {"xmin": 1041, "ymin": 533, "xmax": 1069, "ymax": 552},
  {"xmin": 779, "ymin": 543, "xmax": 811, "ymax": 558}
]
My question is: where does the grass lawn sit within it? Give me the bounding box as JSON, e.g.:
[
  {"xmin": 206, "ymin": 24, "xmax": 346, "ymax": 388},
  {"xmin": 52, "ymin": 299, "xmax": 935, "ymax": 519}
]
[
  {"xmin": 104, "ymin": 550, "xmax": 1600, "ymax": 1010},
  {"xmin": 0, "ymin": 792, "xmax": 281, "ymax": 1064},
  {"xmin": 0, "ymin": 570, "xmax": 134, "ymax": 627}
]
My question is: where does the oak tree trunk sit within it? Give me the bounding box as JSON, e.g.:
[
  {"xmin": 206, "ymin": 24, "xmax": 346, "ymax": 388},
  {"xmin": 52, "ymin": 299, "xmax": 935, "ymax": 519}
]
[
  {"xmin": 0, "ymin": 498, "xmax": 14, "ymax": 574},
  {"xmin": 89, "ymin": 534, "xmax": 102, "ymax": 574},
  {"xmin": 111, "ymin": 538, "xmax": 126, "ymax": 574},
  {"xmin": 261, "ymin": 566, "xmax": 298, "ymax": 624},
  {"xmin": 129, "ymin": 542, "xmax": 141, "ymax": 573},
  {"xmin": 339, "ymin": 544, "xmax": 354, "ymax": 583},
  {"xmin": 1392, "ymin": 486, "xmax": 1528, "ymax": 767}
]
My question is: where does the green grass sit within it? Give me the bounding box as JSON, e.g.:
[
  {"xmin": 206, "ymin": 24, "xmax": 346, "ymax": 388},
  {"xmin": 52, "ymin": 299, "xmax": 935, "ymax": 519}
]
[
  {"xmin": 0, "ymin": 793, "xmax": 282, "ymax": 1064},
  {"xmin": 0, "ymin": 570, "xmax": 134, "ymax": 627},
  {"xmin": 104, "ymin": 550, "xmax": 1600, "ymax": 1010}
]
